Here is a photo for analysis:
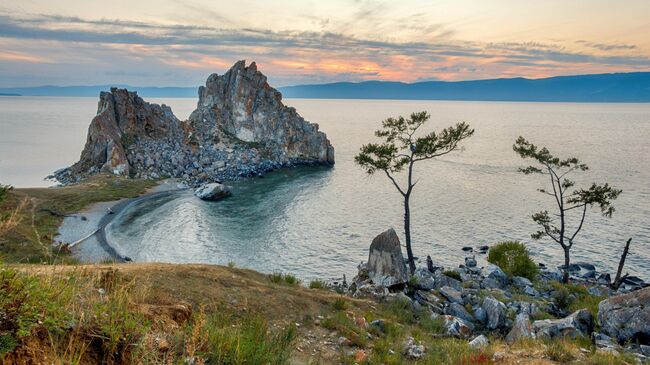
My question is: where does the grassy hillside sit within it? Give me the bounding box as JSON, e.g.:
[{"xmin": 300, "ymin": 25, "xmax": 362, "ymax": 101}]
[
  {"xmin": 0, "ymin": 176, "xmax": 156, "ymax": 263},
  {"xmin": 0, "ymin": 263, "xmax": 640, "ymax": 364}
]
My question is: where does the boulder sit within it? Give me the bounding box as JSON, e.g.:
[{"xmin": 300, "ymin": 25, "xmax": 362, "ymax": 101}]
[
  {"xmin": 413, "ymin": 267, "xmax": 436, "ymax": 290},
  {"xmin": 469, "ymin": 335, "xmax": 489, "ymax": 349},
  {"xmin": 482, "ymin": 296, "xmax": 507, "ymax": 330},
  {"xmin": 484, "ymin": 264, "xmax": 509, "ymax": 287},
  {"xmin": 505, "ymin": 313, "xmax": 535, "ymax": 344},
  {"xmin": 441, "ymin": 315, "xmax": 474, "ymax": 338},
  {"xmin": 367, "ymin": 229, "xmax": 408, "ymax": 288},
  {"xmin": 439, "ymin": 286, "xmax": 464, "ymax": 304},
  {"xmin": 194, "ymin": 183, "xmax": 232, "ymax": 201},
  {"xmin": 599, "ymin": 286, "xmax": 650, "ymax": 344},
  {"xmin": 446, "ymin": 302, "xmax": 475, "ymax": 323},
  {"xmin": 434, "ymin": 273, "xmax": 463, "ymax": 291},
  {"xmin": 533, "ymin": 309, "xmax": 593, "ymax": 339},
  {"xmin": 402, "ymin": 337, "xmax": 426, "ymax": 359}
]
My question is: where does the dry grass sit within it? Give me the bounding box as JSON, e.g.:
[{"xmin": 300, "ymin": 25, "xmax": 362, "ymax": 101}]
[{"xmin": 0, "ymin": 175, "xmax": 157, "ymax": 263}]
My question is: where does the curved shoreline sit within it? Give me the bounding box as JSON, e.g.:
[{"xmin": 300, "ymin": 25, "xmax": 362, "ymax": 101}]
[
  {"xmin": 56, "ymin": 179, "xmax": 186, "ymax": 263},
  {"xmin": 96, "ymin": 190, "xmax": 181, "ymax": 262}
]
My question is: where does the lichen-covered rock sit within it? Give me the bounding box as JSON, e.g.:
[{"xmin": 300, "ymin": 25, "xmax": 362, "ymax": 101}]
[
  {"xmin": 441, "ymin": 315, "xmax": 474, "ymax": 338},
  {"xmin": 482, "ymin": 296, "xmax": 507, "ymax": 330},
  {"xmin": 599, "ymin": 287, "xmax": 650, "ymax": 344},
  {"xmin": 54, "ymin": 61, "xmax": 334, "ymax": 185},
  {"xmin": 506, "ymin": 313, "xmax": 535, "ymax": 344},
  {"xmin": 367, "ymin": 228, "xmax": 408, "ymax": 288},
  {"xmin": 533, "ymin": 309, "xmax": 593, "ymax": 339}
]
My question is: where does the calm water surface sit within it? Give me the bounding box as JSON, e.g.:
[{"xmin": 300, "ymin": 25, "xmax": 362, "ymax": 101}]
[{"xmin": 1, "ymin": 97, "xmax": 649, "ymax": 280}]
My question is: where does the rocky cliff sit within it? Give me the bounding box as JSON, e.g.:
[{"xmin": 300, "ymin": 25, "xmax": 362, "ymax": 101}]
[{"xmin": 54, "ymin": 61, "xmax": 334, "ymax": 185}]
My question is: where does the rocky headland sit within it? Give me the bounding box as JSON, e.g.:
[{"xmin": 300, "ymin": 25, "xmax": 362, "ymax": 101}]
[{"xmin": 53, "ymin": 60, "xmax": 334, "ymax": 186}]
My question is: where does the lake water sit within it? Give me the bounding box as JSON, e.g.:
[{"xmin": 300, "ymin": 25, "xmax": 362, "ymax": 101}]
[{"xmin": 1, "ymin": 97, "xmax": 649, "ymax": 280}]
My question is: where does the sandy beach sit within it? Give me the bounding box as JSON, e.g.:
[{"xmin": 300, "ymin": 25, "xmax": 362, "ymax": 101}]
[{"xmin": 54, "ymin": 179, "xmax": 186, "ymax": 262}]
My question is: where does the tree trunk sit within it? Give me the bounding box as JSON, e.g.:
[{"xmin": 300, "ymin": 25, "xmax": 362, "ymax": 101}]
[
  {"xmin": 613, "ymin": 238, "xmax": 632, "ymax": 289},
  {"xmin": 404, "ymin": 195, "xmax": 416, "ymax": 274},
  {"xmin": 562, "ymin": 247, "xmax": 571, "ymax": 283}
]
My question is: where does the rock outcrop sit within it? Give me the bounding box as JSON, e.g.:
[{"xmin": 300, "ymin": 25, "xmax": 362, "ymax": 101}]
[
  {"xmin": 194, "ymin": 183, "xmax": 232, "ymax": 201},
  {"xmin": 53, "ymin": 61, "xmax": 334, "ymax": 185},
  {"xmin": 366, "ymin": 228, "xmax": 409, "ymax": 288},
  {"xmin": 599, "ymin": 286, "xmax": 650, "ymax": 344}
]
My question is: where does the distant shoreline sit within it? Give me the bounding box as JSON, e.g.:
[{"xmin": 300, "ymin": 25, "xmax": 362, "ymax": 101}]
[{"xmin": 2, "ymin": 71, "xmax": 650, "ymax": 102}]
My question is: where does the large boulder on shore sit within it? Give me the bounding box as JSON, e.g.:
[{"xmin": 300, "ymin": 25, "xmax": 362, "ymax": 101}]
[
  {"xmin": 194, "ymin": 183, "xmax": 232, "ymax": 201},
  {"xmin": 367, "ymin": 229, "xmax": 408, "ymax": 288},
  {"xmin": 599, "ymin": 287, "xmax": 650, "ymax": 344}
]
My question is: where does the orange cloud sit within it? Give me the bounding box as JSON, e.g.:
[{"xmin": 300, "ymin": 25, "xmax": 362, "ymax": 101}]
[{"xmin": 0, "ymin": 50, "xmax": 52, "ymax": 63}]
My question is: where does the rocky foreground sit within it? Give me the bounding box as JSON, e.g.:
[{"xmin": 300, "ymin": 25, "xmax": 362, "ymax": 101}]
[
  {"xmin": 340, "ymin": 228, "xmax": 650, "ymax": 361},
  {"xmin": 53, "ymin": 60, "xmax": 334, "ymax": 186}
]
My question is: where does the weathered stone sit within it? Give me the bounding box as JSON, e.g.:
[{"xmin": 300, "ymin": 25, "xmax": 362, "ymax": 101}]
[
  {"xmin": 599, "ymin": 286, "xmax": 650, "ymax": 344},
  {"xmin": 473, "ymin": 307, "xmax": 487, "ymax": 324},
  {"xmin": 441, "ymin": 315, "xmax": 474, "ymax": 338},
  {"xmin": 446, "ymin": 302, "xmax": 475, "ymax": 323},
  {"xmin": 434, "ymin": 273, "xmax": 463, "ymax": 291},
  {"xmin": 367, "ymin": 229, "xmax": 408, "ymax": 288},
  {"xmin": 194, "ymin": 183, "xmax": 232, "ymax": 201},
  {"xmin": 439, "ymin": 286, "xmax": 463, "ymax": 304},
  {"xmin": 413, "ymin": 267, "xmax": 436, "ymax": 290},
  {"xmin": 533, "ymin": 309, "xmax": 593, "ymax": 339},
  {"xmin": 482, "ymin": 296, "xmax": 507, "ymax": 330},
  {"xmin": 484, "ymin": 264, "xmax": 509, "ymax": 287},
  {"xmin": 402, "ymin": 337, "xmax": 425, "ymax": 359},
  {"xmin": 469, "ymin": 335, "xmax": 489, "ymax": 348},
  {"xmin": 506, "ymin": 313, "xmax": 535, "ymax": 344}
]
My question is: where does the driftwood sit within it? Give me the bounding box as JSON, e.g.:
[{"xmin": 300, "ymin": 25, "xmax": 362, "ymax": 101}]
[{"xmin": 613, "ymin": 238, "xmax": 632, "ymax": 289}]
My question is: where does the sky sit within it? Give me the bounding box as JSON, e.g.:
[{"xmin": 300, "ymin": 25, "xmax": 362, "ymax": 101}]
[{"xmin": 1, "ymin": 0, "xmax": 649, "ymax": 87}]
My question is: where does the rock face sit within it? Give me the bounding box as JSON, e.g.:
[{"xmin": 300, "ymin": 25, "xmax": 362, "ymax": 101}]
[
  {"xmin": 533, "ymin": 309, "xmax": 593, "ymax": 339},
  {"xmin": 367, "ymin": 229, "xmax": 408, "ymax": 288},
  {"xmin": 53, "ymin": 61, "xmax": 334, "ymax": 185},
  {"xmin": 599, "ymin": 287, "xmax": 650, "ymax": 344}
]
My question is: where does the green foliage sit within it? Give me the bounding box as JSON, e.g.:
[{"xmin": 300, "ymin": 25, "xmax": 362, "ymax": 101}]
[
  {"xmin": 549, "ymin": 281, "xmax": 603, "ymax": 317},
  {"xmin": 227, "ymin": 261, "xmax": 236, "ymax": 268},
  {"xmin": 268, "ymin": 272, "xmax": 283, "ymax": 283},
  {"xmin": 544, "ymin": 339, "xmax": 575, "ymax": 363},
  {"xmin": 487, "ymin": 241, "xmax": 539, "ymax": 280},
  {"xmin": 308, "ymin": 279, "xmax": 326, "ymax": 289},
  {"xmin": 282, "ymin": 273, "xmax": 300, "ymax": 286},
  {"xmin": 322, "ymin": 312, "xmax": 368, "ymax": 347},
  {"xmin": 442, "ymin": 270, "xmax": 461, "ymax": 281},
  {"xmin": 0, "ymin": 266, "xmax": 72, "ymax": 351},
  {"xmin": 0, "ymin": 184, "xmax": 12, "ymax": 203},
  {"xmin": 514, "ymin": 137, "xmax": 621, "ymax": 282},
  {"xmin": 332, "ymin": 297, "xmax": 348, "ymax": 311},
  {"xmin": 381, "ymin": 297, "xmax": 417, "ymax": 324},
  {"xmin": 267, "ymin": 272, "xmax": 300, "ymax": 286},
  {"xmin": 355, "ymin": 112, "xmax": 474, "ymax": 176},
  {"xmin": 201, "ymin": 313, "xmax": 296, "ymax": 365}
]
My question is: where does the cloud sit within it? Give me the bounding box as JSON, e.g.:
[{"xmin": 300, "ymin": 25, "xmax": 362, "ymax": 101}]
[
  {"xmin": 0, "ymin": 12, "xmax": 648, "ymax": 86},
  {"xmin": 576, "ymin": 40, "xmax": 637, "ymax": 51}
]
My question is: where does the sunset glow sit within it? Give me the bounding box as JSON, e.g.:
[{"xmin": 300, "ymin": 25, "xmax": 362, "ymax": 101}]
[{"xmin": 1, "ymin": 0, "xmax": 649, "ymax": 86}]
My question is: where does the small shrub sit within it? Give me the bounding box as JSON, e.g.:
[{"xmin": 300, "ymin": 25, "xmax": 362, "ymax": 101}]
[
  {"xmin": 202, "ymin": 313, "xmax": 296, "ymax": 364},
  {"xmin": 283, "ymin": 274, "xmax": 300, "ymax": 286},
  {"xmin": 309, "ymin": 280, "xmax": 326, "ymax": 289},
  {"xmin": 227, "ymin": 261, "xmax": 236, "ymax": 268},
  {"xmin": 382, "ymin": 297, "xmax": 416, "ymax": 324},
  {"xmin": 544, "ymin": 339, "xmax": 575, "ymax": 363},
  {"xmin": 322, "ymin": 312, "xmax": 368, "ymax": 347},
  {"xmin": 0, "ymin": 184, "xmax": 12, "ymax": 203},
  {"xmin": 332, "ymin": 297, "xmax": 348, "ymax": 311},
  {"xmin": 487, "ymin": 241, "xmax": 539, "ymax": 281},
  {"xmin": 443, "ymin": 270, "xmax": 461, "ymax": 281},
  {"xmin": 268, "ymin": 272, "xmax": 283, "ymax": 284}
]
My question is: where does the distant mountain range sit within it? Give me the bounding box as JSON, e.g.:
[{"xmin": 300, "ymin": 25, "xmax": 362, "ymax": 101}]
[{"xmin": 1, "ymin": 72, "xmax": 649, "ymax": 102}]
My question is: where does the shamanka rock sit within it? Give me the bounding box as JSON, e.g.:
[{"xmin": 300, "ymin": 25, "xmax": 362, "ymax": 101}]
[{"xmin": 53, "ymin": 60, "xmax": 334, "ymax": 185}]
